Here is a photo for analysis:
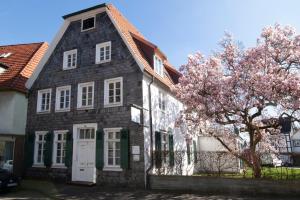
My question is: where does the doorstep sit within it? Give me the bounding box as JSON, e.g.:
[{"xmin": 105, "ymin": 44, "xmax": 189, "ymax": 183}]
[{"xmin": 69, "ymin": 181, "xmax": 96, "ymax": 186}]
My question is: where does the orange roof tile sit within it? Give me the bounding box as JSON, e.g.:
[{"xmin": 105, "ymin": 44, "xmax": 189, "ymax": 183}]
[
  {"xmin": 107, "ymin": 4, "xmax": 180, "ymax": 88},
  {"xmin": 0, "ymin": 42, "xmax": 48, "ymax": 93}
]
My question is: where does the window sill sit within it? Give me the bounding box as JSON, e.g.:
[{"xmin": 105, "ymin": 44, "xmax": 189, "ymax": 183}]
[
  {"xmin": 103, "ymin": 166, "xmax": 123, "ymax": 172},
  {"xmin": 63, "ymin": 66, "xmax": 76, "ymax": 70},
  {"xmin": 96, "ymin": 60, "xmax": 111, "ymax": 64},
  {"xmin": 77, "ymin": 106, "xmax": 94, "ymax": 110},
  {"xmin": 81, "ymin": 27, "xmax": 95, "ymax": 32},
  {"xmin": 32, "ymin": 164, "xmax": 45, "ymax": 168},
  {"xmin": 37, "ymin": 111, "xmax": 51, "ymax": 114},
  {"xmin": 55, "ymin": 109, "xmax": 70, "ymax": 113},
  {"xmin": 104, "ymin": 103, "xmax": 123, "ymax": 108}
]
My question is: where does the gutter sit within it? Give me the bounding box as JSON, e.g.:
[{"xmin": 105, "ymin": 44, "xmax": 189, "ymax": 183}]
[{"xmin": 145, "ymin": 75, "xmax": 154, "ymax": 189}]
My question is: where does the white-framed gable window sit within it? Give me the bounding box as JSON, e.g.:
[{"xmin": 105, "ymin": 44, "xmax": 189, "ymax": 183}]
[
  {"xmin": 55, "ymin": 86, "xmax": 71, "ymax": 112},
  {"xmin": 104, "ymin": 77, "xmax": 123, "ymax": 107},
  {"xmin": 81, "ymin": 16, "xmax": 95, "ymax": 31},
  {"xmin": 154, "ymin": 55, "xmax": 164, "ymax": 77},
  {"xmin": 104, "ymin": 128, "xmax": 122, "ymax": 171},
  {"xmin": 34, "ymin": 131, "xmax": 47, "ymax": 166},
  {"xmin": 53, "ymin": 130, "xmax": 67, "ymax": 167},
  {"xmin": 37, "ymin": 88, "xmax": 52, "ymax": 113},
  {"xmin": 96, "ymin": 41, "xmax": 111, "ymax": 64},
  {"xmin": 77, "ymin": 82, "xmax": 94, "ymax": 109},
  {"xmin": 63, "ymin": 49, "xmax": 77, "ymax": 70}
]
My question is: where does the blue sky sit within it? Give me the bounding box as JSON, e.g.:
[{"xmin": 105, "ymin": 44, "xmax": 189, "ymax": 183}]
[{"xmin": 1, "ymin": 0, "xmax": 300, "ymax": 68}]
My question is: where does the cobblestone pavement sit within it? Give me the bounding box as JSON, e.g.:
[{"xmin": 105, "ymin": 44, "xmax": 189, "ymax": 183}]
[{"xmin": 1, "ymin": 182, "xmax": 299, "ymax": 200}]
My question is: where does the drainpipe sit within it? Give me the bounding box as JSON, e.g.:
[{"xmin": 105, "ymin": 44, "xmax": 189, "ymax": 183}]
[{"xmin": 145, "ymin": 75, "xmax": 154, "ymax": 189}]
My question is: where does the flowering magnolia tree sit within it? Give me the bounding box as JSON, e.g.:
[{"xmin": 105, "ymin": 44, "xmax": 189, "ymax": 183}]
[{"xmin": 174, "ymin": 24, "xmax": 300, "ymax": 178}]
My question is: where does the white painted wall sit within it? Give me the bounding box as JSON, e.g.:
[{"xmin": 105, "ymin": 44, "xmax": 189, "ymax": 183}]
[
  {"xmin": 291, "ymin": 130, "xmax": 300, "ymax": 153},
  {"xmin": 198, "ymin": 136, "xmax": 227, "ymax": 152},
  {"xmin": 142, "ymin": 75, "xmax": 196, "ymax": 176},
  {"xmin": 0, "ymin": 91, "xmax": 27, "ymax": 135}
]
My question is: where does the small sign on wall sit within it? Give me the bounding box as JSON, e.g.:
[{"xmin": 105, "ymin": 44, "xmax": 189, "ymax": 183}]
[
  {"xmin": 131, "ymin": 106, "xmax": 141, "ymax": 124},
  {"xmin": 132, "ymin": 146, "xmax": 140, "ymax": 154},
  {"xmin": 132, "ymin": 145, "xmax": 140, "ymax": 161}
]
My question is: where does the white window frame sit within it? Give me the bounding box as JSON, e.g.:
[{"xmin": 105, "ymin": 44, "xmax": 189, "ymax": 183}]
[
  {"xmin": 81, "ymin": 16, "xmax": 96, "ymax": 32},
  {"xmin": 63, "ymin": 49, "xmax": 77, "ymax": 70},
  {"xmin": 158, "ymin": 90, "xmax": 166, "ymax": 111},
  {"xmin": 154, "ymin": 55, "xmax": 164, "ymax": 77},
  {"xmin": 55, "ymin": 85, "xmax": 71, "ymax": 112},
  {"xmin": 77, "ymin": 82, "xmax": 94, "ymax": 109},
  {"xmin": 104, "ymin": 77, "xmax": 123, "ymax": 107},
  {"xmin": 103, "ymin": 128, "xmax": 122, "ymax": 171},
  {"xmin": 52, "ymin": 130, "xmax": 68, "ymax": 168},
  {"xmin": 37, "ymin": 88, "xmax": 52, "ymax": 113},
  {"xmin": 34, "ymin": 131, "xmax": 47, "ymax": 167},
  {"xmin": 95, "ymin": 41, "xmax": 111, "ymax": 64}
]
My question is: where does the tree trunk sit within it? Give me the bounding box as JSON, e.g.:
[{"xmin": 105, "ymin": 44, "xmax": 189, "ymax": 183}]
[{"xmin": 251, "ymin": 151, "xmax": 261, "ymax": 178}]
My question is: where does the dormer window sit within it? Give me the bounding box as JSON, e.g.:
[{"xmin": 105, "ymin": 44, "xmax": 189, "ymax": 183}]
[
  {"xmin": 154, "ymin": 55, "xmax": 164, "ymax": 77},
  {"xmin": 0, "ymin": 63, "xmax": 8, "ymax": 74},
  {"xmin": 81, "ymin": 16, "xmax": 95, "ymax": 31}
]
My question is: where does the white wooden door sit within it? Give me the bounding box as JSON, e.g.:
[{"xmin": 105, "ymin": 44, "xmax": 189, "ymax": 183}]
[{"xmin": 72, "ymin": 126, "xmax": 96, "ymax": 183}]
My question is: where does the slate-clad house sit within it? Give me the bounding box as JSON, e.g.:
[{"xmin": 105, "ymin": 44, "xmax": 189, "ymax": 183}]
[
  {"xmin": 25, "ymin": 3, "xmax": 200, "ymax": 186},
  {"xmin": 0, "ymin": 42, "xmax": 48, "ymax": 176}
]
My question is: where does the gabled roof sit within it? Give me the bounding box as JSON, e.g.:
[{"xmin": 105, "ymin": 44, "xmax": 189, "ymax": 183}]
[
  {"xmin": 26, "ymin": 4, "xmax": 181, "ymax": 89},
  {"xmin": 0, "ymin": 42, "xmax": 48, "ymax": 93},
  {"xmin": 106, "ymin": 4, "xmax": 181, "ymax": 88}
]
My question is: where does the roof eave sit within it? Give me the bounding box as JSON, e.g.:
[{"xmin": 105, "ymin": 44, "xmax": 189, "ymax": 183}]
[{"xmin": 62, "ymin": 3, "xmax": 107, "ymax": 19}]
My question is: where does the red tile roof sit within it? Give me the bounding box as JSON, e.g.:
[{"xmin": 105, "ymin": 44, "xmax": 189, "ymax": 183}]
[
  {"xmin": 0, "ymin": 42, "xmax": 48, "ymax": 93},
  {"xmin": 107, "ymin": 4, "xmax": 181, "ymax": 88}
]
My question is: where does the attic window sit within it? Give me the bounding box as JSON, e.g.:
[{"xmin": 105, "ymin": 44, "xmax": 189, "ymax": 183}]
[
  {"xmin": 81, "ymin": 16, "xmax": 95, "ymax": 31},
  {"xmin": 0, "ymin": 53, "xmax": 12, "ymax": 58},
  {"xmin": 0, "ymin": 63, "xmax": 8, "ymax": 74},
  {"xmin": 154, "ymin": 55, "xmax": 164, "ymax": 77}
]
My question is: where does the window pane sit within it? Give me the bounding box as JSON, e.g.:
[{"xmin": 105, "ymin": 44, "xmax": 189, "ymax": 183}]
[
  {"xmin": 82, "ymin": 17, "xmax": 95, "ymax": 30},
  {"xmin": 108, "ymin": 132, "xmax": 113, "ymax": 139},
  {"xmin": 108, "ymin": 158, "xmax": 113, "ymax": 165},
  {"xmin": 116, "ymin": 96, "xmax": 120, "ymax": 103},
  {"xmin": 115, "ymin": 132, "xmax": 120, "ymax": 139},
  {"xmin": 109, "ymin": 97, "xmax": 114, "ymax": 103},
  {"xmin": 115, "ymin": 157, "xmax": 120, "ymax": 165}
]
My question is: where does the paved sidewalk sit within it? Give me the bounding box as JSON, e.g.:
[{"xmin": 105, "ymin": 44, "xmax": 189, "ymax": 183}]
[{"xmin": 1, "ymin": 180, "xmax": 299, "ymax": 200}]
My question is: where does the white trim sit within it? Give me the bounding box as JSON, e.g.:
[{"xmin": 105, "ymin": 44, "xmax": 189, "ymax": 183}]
[
  {"xmin": 26, "ymin": 20, "xmax": 70, "ymax": 89},
  {"xmin": 106, "ymin": 8, "xmax": 144, "ymax": 72},
  {"xmin": 52, "ymin": 130, "xmax": 68, "ymax": 167},
  {"xmin": 34, "ymin": 131, "xmax": 47, "ymax": 166},
  {"xmin": 81, "ymin": 15, "xmax": 96, "ymax": 32},
  {"xmin": 72, "ymin": 123, "xmax": 97, "ymax": 183},
  {"xmin": 103, "ymin": 127, "xmax": 123, "ymax": 171},
  {"xmin": 104, "ymin": 77, "xmax": 123, "ymax": 107},
  {"xmin": 55, "ymin": 85, "xmax": 71, "ymax": 112},
  {"xmin": 77, "ymin": 82, "xmax": 94, "ymax": 109},
  {"xmin": 95, "ymin": 41, "xmax": 111, "ymax": 64},
  {"xmin": 37, "ymin": 88, "xmax": 52, "ymax": 113},
  {"xmin": 63, "ymin": 49, "xmax": 77, "ymax": 70},
  {"xmin": 26, "ymin": 7, "xmax": 144, "ymax": 89}
]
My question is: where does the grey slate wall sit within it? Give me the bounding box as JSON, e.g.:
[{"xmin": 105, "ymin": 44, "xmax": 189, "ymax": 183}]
[{"xmin": 26, "ymin": 11, "xmax": 145, "ymax": 186}]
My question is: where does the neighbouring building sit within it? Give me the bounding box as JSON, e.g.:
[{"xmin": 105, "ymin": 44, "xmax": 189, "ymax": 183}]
[
  {"xmin": 24, "ymin": 3, "xmax": 242, "ymax": 187},
  {"xmin": 0, "ymin": 42, "xmax": 48, "ymax": 176}
]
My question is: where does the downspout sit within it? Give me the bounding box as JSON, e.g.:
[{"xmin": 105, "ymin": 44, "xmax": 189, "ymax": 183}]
[{"xmin": 145, "ymin": 75, "xmax": 154, "ymax": 189}]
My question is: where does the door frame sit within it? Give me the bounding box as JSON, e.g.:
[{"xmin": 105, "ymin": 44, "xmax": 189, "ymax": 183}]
[{"xmin": 72, "ymin": 123, "xmax": 97, "ymax": 183}]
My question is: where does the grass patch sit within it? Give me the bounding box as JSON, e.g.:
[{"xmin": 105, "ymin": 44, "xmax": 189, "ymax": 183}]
[{"xmin": 195, "ymin": 167, "xmax": 300, "ymax": 180}]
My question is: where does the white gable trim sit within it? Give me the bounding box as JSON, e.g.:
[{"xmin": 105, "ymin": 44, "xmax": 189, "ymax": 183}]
[
  {"xmin": 26, "ymin": 20, "xmax": 70, "ymax": 89},
  {"xmin": 105, "ymin": 7, "xmax": 144, "ymax": 72},
  {"xmin": 26, "ymin": 7, "xmax": 144, "ymax": 89}
]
